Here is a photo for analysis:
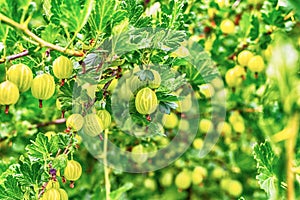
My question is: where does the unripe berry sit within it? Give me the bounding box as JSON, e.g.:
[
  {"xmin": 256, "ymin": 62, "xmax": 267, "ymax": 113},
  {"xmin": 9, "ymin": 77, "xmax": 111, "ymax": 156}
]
[
  {"xmin": 248, "ymin": 55, "xmax": 265, "ymax": 73},
  {"xmin": 64, "ymin": 160, "xmax": 82, "ymax": 181},
  {"xmin": 52, "ymin": 56, "xmax": 73, "ymax": 86},
  {"xmin": 83, "ymin": 113, "xmax": 104, "ymax": 137},
  {"xmin": 0, "ymin": 81, "xmax": 20, "ymax": 114},
  {"xmin": 237, "ymin": 50, "xmax": 254, "ymax": 67},
  {"xmin": 96, "ymin": 110, "xmax": 112, "ymax": 129},
  {"xmin": 135, "ymin": 87, "xmax": 158, "ymax": 115},
  {"xmin": 42, "ymin": 188, "xmax": 61, "ymax": 200},
  {"xmin": 162, "ymin": 112, "xmax": 178, "ymax": 129},
  {"xmin": 31, "ymin": 73, "xmax": 55, "ymax": 108},
  {"xmin": 7, "ymin": 63, "xmax": 33, "ymax": 92},
  {"xmin": 175, "ymin": 170, "xmax": 192, "ymax": 190},
  {"xmin": 66, "ymin": 114, "xmax": 84, "ymax": 131},
  {"xmin": 220, "ymin": 19, "xmax": 235, "ymax": 34}
]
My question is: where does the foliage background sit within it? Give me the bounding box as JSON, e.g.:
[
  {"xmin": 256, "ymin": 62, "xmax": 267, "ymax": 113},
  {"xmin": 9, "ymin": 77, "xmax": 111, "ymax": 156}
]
[{"xmin": 0, "ymin": 0, "xmax": 300, "ymax": 199}]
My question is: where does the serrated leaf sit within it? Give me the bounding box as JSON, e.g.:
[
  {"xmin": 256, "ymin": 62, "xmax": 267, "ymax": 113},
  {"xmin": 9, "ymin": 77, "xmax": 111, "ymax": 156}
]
[
  {"xmin": 262, "ymin": 10, "xmax": 285, "ymax": 28},
  {"xmin": 88, "ymin": 0, "xmax": 115, "ymax": 34},
  {"xmin": 41, "ymin": 23, "xmax": 61, "ymax": 43},
  {"xmin": 26, "ymin": 133, "xmax": 56, "ymax": 161},
  {"xmin": 249, "ymin": 16, "xmax": 259, "ymax": 41},
  {"xmin": 253, "ymin": 141, "xmax": 278, "ymax": 199},
  {"xmin": 3, "ymin": 175, "xmax": 23, "ymax": 200},
  {"xmin": 52, "ymin": 154, "xmax": 68, "ymax": 169},
  {"xmin": 50, "ymin": 0, "xmax": 94, "ymax": 33},
  {"xmin": 15, "ymin": 162, "xmax": 42, "ymax": 186}
]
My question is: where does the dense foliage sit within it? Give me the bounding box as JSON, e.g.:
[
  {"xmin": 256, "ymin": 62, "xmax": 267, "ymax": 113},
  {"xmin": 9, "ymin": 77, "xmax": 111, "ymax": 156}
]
[{"xmin": 0, "ymin": 0, "xmax": 300, "ymax": 199}]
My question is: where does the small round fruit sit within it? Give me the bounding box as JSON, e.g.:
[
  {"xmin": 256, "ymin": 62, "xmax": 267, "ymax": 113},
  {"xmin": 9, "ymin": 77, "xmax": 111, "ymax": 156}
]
[
  {"xmin": 199, "ymin": 119, "xmax": 213, "ymax": 133},
  {"xmin": 192, "ymin": 168, "xmax": 203, "ymax": 185},
  {"xmin": 59, "ymin": 189, "xmax": 68, "ymax": 200},
  {"xmin": 96, "ymin": 110, "xmax": 111, "ymax": 129},
  {"xmin": 7, "ymin": 63, "xmax": 33, "ymax": 92},
  {"xmin": 193, "ymin": 166, "xmax": 207, "ymax": 178},
  {"xmin": 220, "ymin": 178, "xmax": 231, "ymax": 190},
  {"xmin": 232, "ymin": 121, "xmax": 245, "ymax": 133},
  {"xmin": 212, "ymin": 167, "xmax": 226, "ymax": 179},
  {"xmin": 227, "ymin": 180, "xmax": 243, "ymax": 197},
  {"xmin": 135, "ymin": 87, "xmax": 158, "ymax": 115},
  {"xmin": 193, "ymin": 138, "xmax": 203, "ymax": 149},
  {"xmin": 248, "ymin": 55, "xmax": 265, "ymax": 72},
  {"xmin": 82, "ymin": 113, "xmax": 104, "ymax": 137},
  {"xmin": 144, "ymin": 178, "xmax": 157, "ymax": 191},
  {"xmin": 225, "ymin": 68, "xmax": 242, "ymax": 87},
  {"xmin": 229, "ymin": 111, "xmax": 243, "ymax": 124},
  {"xmin": 31, "ymin": 73, "xmax": 55, "ymax": 108},
  {"xmin": 43, "ymin": 188, "xmax": 61, "ymax": 200},
  {"xmin": 131, "ymin": 144, "xmax": 148, "ymax": 164},
  {"xmin": 199, "ymin": 84, "xmax": 215, "ymax": 98},
  {"xmin": 159, "ymin": 171, "xmax": 173, "ymax": 187},
  {"xmin": 217, "ymin": 122, "xmax": 232, "ymax": 136},
  {"xmin": 148, "ymin": 69, "xmax": 161, "ymax": 89},
  {"xmin": 176, "ymin": 94, "xmax": 192, "ymax": 112},
  {"xmin": 64, "ymin": 160, "xmax": 82, "ymax": 181},
  {"xmin": 162, "ymin": 112, "xmax": 178, "ymax": 129},
  {"xmin": 52, "ymin": 56, "xmax": 73, "ymax": 79},
  {"xmin": 178, "ymin": 119, "xmax": 190, "ymax": 132},
  {"xmin": 237, "ymin": 50, "xmax": 254, "ymax": 66},
  {"xmin": 45, "ymin": 180, "xmax": 60, "ymax": 190},
  {"xmin": 175, "ymin": 170, "xmax": 192, "ymax": 190},
  {"xmin": 220, "ymin": 19, "xmax": 235, "ymax": 34},
  {"xmin": 128, "ymin": 75, "xmax": 145, "ymax": 93},
  {"xmin": 66, "ymin": 114, "xmax": 84, "ymax": 131},
  {"xmin": 0, "ymin": 80, "xmax": 20, "ymax": 109},
  {"xmin": 233, "ymin": 65, "xmax": 246, "ymax": 79}
]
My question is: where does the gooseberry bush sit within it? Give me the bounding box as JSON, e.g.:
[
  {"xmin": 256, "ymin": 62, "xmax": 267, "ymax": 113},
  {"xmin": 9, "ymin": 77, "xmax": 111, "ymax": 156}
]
[{"xmin": 0, "ymin": 0, "xmax": 300, "ymax": 200}]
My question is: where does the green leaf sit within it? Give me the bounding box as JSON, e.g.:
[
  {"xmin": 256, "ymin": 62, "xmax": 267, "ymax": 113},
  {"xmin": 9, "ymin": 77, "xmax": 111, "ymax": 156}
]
[
  {"xmin": 15, "ymin": 161, "xmax": 42, "ymax": 186},
  {"xmin": 50, "ymin": 0, "xmax": 94, "ymax": 33},
  {"xmin": 41, "ymin": 23, "xmax": 61, "ymax": 43},
  {"xmin": 110, "ymin": 182, "xmax": 133, "ymax": 200},
  {"xmin": 259, "ymin": 33, "xmax": 272, "ymax": 49},
  {"xmin": 160, "ymin": 0, "xmax": 185, "ymax": 29},
  {"xmin": 52, "ymin": 154, "xmax": 68, "ymax": 169},
  {"xmin": 249, "ymin": 16, "xmax": 259, "ymax": 41},
  {"xmin": 262, "ymin": 10, "xmax": 285, "ymax": 28},
  {"xmin": 3, "ymin": 175, "xmax": 23, "ymax": 200},
  {"xmin": 239, "ymin": 12, "xmax": 251, "ymax": 36},
  {"xmin": 253, "ymin": 141, "xmax": 278, "ymax": 199},
  {"xmin": 88, "ymin": 0, "xmax": 115, "ymax": 35},
  {"xmin": 120, "ymin": 0, "xmax": 145, "ymax": 26},
  {"xmin": 26, "ymin": 133, "xmax": 56, "ymax": 161}
]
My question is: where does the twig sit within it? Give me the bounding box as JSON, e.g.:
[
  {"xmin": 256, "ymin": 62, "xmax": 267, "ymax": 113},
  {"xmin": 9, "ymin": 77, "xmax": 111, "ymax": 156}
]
[
  {"xmin": 0, "ymin": 50, "xmax": 29, "ymax": 63},
  {"xmin": 32, "ymin": 118, "xmax": 66, "ymax": 129},
  {"xmin": 103, "ymin": 129, "xmax": 111, "ymax": 200},
  {"xmin": 0, "ymin": 13, "xmax": 84, "ymax": 57}
]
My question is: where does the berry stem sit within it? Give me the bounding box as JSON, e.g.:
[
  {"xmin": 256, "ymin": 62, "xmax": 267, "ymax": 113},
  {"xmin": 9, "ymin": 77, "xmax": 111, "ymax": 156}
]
[
  {"xmin": 39, "ymin": 100, "xmax": 43, "ymax": 108},
  {"xmin": 61, "ymin": 79, "xmax": 65, "ymax": 86},
  {"xmin": 5, "ymin": 105, "xmax": 9, "ymax": 114}
]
